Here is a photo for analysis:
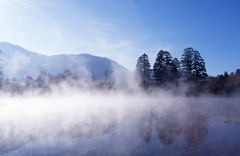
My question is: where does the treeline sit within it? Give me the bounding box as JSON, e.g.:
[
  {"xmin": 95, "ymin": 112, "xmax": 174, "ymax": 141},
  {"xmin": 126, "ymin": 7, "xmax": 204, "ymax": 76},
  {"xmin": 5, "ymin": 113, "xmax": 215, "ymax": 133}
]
[
  {"xmin": 0, "ymin": 47, "xmax": 239, "ymax": 96},
  {"xmin": 208, "ymin": 70, "xmax": 240, "ymax": 95},
  {"xmin": 0, "ymin": 70, "xmax": 114, "ymax": 94},
  {"xmin": 135, "ymin": 47, "xmax": 240, "ymax": 95}
]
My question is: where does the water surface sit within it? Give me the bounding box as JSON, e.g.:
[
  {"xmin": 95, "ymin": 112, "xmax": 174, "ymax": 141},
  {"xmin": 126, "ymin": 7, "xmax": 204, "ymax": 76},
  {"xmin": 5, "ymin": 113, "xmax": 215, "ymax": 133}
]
[{"xmin": 0, "ymin": 96, "xmax": 239, "ymax": 156}]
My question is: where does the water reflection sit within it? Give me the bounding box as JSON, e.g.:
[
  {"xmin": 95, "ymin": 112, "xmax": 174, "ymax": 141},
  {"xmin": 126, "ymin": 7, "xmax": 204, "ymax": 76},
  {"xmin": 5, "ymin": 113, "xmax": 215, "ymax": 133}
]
[
  {"xmin": 135, "ymin": 102, "xmax": 209, "ymax": 147},
  {"xmin": 154, "ymin": 111, "xmax": 182, "ymax": 146},
  {"xmin": 184, "ymin": 110, "xmax": 208, "ymax": 147},
  {"xmin": 0, "ymin": 107, "xmax": 120, "ymax": 154},
  {"xmin": 0, "ymin": 98, "xmax": 240, "ymax": 155},
  {"xmin": 135, "ymin": 111, "xmax": 153, "ymax": 143}
]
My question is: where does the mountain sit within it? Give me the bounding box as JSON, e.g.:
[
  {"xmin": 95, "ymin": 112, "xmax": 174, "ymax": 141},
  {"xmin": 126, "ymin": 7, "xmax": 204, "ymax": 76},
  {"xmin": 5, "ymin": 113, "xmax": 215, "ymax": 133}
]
[{"xmin": 0, "ymin": 42, "xmax": 131, "ymax": 81}]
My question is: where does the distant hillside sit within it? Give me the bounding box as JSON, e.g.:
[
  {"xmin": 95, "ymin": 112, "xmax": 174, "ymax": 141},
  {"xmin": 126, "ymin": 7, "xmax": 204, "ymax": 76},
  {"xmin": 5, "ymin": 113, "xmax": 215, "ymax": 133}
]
[{"xmin": 0, "ymin": 42, "xmax": 130, "ymax": 81}]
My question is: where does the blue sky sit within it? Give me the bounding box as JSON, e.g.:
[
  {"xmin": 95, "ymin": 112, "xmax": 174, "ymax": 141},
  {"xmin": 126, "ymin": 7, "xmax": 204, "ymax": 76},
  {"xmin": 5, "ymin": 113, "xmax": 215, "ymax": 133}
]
[{"xmin": 0, "ymin": 0, "xmax": 239, "ymax": 76}]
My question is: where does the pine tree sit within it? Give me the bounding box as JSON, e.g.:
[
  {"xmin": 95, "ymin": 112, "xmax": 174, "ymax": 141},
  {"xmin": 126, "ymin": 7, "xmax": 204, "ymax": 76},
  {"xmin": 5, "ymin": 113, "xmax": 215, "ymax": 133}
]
[
  {"xmin": 236, "ymin": 69, "xmax": 240, "ymax": 76},
  {"xmin": 224, "ymin": 71, "xmax": 229, "ymax": 77},
  {"xmin": 172, "ymin": 58, "xmax": 181, "ymax": 80},
  {"xmin": 180, "ymin": 47, "xmax": 194, "ymax": 80},
  {"xmin": 153, "ymin": 50, "xmax": 166, "ymax": 84},
  {"xmin": 230, "ymin": 72, "xmax": 235, "ymax": 77},
  {"xmin": 136, "ymin": 53, "xmax": 151, "ymax": 84},
  {"xmin": 153, "ymin": 50, "xmax": 176, "ymax": 84},
  {"xmin": 180, "ymin": 48, "xmax": 207, "ymax": 81},
  {"xmin": 192, "ymin": 50, "xmax": 207, "ymax": 80}
]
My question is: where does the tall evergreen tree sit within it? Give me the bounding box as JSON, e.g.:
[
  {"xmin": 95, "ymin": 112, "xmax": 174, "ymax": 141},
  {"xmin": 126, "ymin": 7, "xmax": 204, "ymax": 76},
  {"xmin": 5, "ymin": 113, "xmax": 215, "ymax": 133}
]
[
  {"xmin": 153, "ymin": 50, "xmax": 167, "ymax": 83},
  {"xmin": 236, "ymin": 69, "xmax": 240, "ymax": 76},
  {"xmin": 230, "ymin": 72, "xmax": 235, "ymax": 77},
  {"xmin": 180, "ymin": 47, "xmax": 207, "ymax": 81},
  {"xmin": 153, "ymin": 50, "xmax": 176, "ymax": 84},
  {"xmin": 172, "ymin": 58, "xmax": 181, "ymax": 79},
  {"xmin": 136, "ymin": 53, "xmax": 151, "ymax": 84},
  {"xmin": 192, "ymin": 50, "xmax": 208, "ymax": 80},
  {"xmin": 224, "ymin": 71, "xmax": 229, "ymax": 77},
  {"xmin": 180, "ymin": 47, "xmax": 194, "ymax": 80}
]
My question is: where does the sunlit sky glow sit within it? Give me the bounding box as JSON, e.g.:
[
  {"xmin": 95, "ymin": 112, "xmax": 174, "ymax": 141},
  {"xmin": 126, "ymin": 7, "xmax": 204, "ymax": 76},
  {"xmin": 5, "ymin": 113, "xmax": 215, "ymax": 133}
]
[{"xmin": 0, "ymin": 0, "xmax": 239, "ymax": 76}]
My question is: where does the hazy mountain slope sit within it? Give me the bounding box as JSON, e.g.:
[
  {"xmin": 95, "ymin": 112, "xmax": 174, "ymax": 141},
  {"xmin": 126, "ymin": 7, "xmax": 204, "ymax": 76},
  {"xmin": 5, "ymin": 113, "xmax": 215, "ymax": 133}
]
[{"xmin": 0, "ymin": 42, "xmax": 130, "ymax": 81}]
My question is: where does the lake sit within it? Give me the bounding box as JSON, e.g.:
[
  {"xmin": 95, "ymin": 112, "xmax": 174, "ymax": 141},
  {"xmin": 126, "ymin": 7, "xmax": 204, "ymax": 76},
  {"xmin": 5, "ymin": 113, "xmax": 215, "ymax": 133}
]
[{"xmin": 0, "ymin": 95, "xmax": 239, "ymax": 156}]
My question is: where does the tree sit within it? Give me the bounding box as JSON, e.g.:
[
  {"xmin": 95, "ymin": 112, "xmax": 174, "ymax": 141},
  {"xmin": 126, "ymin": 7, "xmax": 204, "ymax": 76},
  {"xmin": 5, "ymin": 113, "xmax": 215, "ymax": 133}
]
[
  {"xmin": 172, "ymin": 58, "xmax": 181, "ymax": 80},
  {"xmin": 180, "ymin": 47, "xmax": 207, "ymax": 81},
  {"xmin": 136, "ymin": 53, "xmax": 151, "ymax": 84},
  {"xmin": 153, "ymin": 50, "xmax": 176, "ymax": 84},
  {"xmin": 236, "ymin": 69, "xmax": 240, "ymax": 76},
  {"xmin": 24, "ymin": 76, "xmax": 34, "ymax": 88},
  {"xmin": 0, "ymin": 49, "xmax": 4, "ymax": 86},
  {"xmin": 180, "ymin": 47, "xmax": 194, "ymax": 80},
  {"xmin": 56, "ymin": 70, "xmax": 78, "ymax": 83},
  {"xmin": 230, "ymin": 72, "xmax": 235, "ymax": 77},
  {"xmin": 153, "ymin": 50, "xmax": 167, "ymax": 84},
  {"xmin": 224, "ymin": 71, "xmax": 229, "ymax": 77},
  {"xmin": 0, "ymin": 70, "xmax": 4, "ymax": 88},
  {"xmin": 104, "ymin": 70, "xmax": 108, "ymax": 81},
  {"xmin": 91, "ymin": 71, "xmax": 96, "ymax": 82},
  {"xmin": 35, "ymin": 71, "xmax": 52, "ymax": 89},
  {"xmin": 192, "ymin": 50, "xmax": 207, "ymax": 80},
  {"xmin": 0, "ymin": 49, "xmax": 3, "ymax": 62}
]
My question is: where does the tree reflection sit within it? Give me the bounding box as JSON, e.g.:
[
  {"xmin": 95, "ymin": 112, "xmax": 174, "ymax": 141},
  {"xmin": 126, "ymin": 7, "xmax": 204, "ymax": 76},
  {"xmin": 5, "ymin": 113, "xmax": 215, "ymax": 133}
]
[
  {"xmin": 135, "ymin": 102, "xmax": 209, "ymax": 147},
  {"xmin": 184, "ymin": 110, "xmax": 209, "ymax": 147},
  {"xmin": 154, "ymin": 112, "xmax": 181, "ymax": 146},
  {"xmin": 135, "ymin": 111, "xmax": 153, "ymax": 143}
]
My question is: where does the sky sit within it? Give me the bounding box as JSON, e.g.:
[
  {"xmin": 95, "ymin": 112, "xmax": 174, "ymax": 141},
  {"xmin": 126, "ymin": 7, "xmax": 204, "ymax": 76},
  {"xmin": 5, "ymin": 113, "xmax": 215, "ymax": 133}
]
[{"xmin": 0, "ymin": 0, "xmax": 239, "ymax": 76}]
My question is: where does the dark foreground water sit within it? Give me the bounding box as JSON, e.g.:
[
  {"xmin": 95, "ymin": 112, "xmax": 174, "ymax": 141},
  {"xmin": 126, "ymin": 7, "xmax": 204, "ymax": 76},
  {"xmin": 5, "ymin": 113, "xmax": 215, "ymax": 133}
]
[{"xmin": 0, "ymin": 96, "xmax": 240, "ymax": 156}]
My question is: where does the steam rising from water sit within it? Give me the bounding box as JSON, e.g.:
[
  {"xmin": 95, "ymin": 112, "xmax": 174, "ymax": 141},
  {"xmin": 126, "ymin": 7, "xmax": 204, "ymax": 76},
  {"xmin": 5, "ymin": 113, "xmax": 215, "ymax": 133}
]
[{"xmin": 0, "ymin": 87, "xmax": 240, "ymax": 155}]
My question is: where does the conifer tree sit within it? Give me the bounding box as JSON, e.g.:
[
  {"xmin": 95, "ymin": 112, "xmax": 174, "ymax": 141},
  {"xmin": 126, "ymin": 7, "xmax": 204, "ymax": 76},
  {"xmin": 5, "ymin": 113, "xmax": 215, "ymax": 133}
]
[
  {"xmin": 224, "ymin": 71, "xmax": 229, "ymax": 77},
  {"xmin": 236, "ymin": 69, "xmax": 240, "ymax": 76},
  {"xmin": 172, "ymin": 58, "xmax": 181, "ymax": 79},
  {"xmin": 153, "ymin": 50, "xmax": 176, "ymax": 84},
  {"xmin": 153, "ymin": 50, "xmax": 166, "ymax": 83},
  {"xmin": 230, "ymin": 72, "xmax": 235, "ymax": 77},
  {"xmin": 180, "ymin": 47, "xmax": 207, "ymax": 81},
  {"xmin": 136, "ymin": 53, "xmax": 151, "ymax": 84},
  {"xmin": 192, "ymin": 50, "xmax": 207, "ymax": 80},
  {"xmin": 180, "ymin": 47, "xmax": 194, "ymax": 80}
]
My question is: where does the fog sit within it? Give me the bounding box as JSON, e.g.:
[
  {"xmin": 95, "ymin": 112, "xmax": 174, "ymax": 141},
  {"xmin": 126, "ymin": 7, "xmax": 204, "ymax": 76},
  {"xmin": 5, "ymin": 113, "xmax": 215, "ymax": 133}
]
[{"xmin": 0, "ymin": 83, "xmax": 240, "ymax": 156}]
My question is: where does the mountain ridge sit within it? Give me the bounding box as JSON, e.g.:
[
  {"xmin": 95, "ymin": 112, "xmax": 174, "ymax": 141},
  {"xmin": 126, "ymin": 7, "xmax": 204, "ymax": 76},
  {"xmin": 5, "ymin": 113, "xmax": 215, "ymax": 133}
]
[{"xmin": 0, "ymin": 42, "xmax": 130, "ymax": 81}]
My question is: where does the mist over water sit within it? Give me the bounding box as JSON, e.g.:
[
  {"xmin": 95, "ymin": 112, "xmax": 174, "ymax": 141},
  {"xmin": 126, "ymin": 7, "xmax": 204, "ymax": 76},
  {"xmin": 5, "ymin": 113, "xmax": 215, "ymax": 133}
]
[
  {"xmin": 0, "ymin": 87, "xmax": 240, "ymax": 156},
  {"xmin": 0, "ymin": 0, "xmax": 239, "ymax": 154}
]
